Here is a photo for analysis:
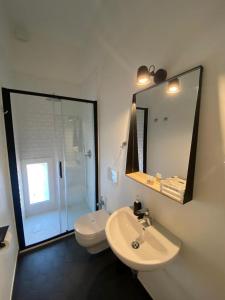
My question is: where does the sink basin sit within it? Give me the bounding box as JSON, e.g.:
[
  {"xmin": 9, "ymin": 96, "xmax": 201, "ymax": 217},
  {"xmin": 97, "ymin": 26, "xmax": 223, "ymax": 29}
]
[{"xmin": 105, "ymin": 206, "xmax": 181, "ymax": 271}]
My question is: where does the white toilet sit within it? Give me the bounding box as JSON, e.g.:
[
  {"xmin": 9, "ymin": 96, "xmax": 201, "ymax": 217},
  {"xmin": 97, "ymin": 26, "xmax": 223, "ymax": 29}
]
[{"xmin": 74, "ymin": 209, "xmax": 110, "ymax": 254}]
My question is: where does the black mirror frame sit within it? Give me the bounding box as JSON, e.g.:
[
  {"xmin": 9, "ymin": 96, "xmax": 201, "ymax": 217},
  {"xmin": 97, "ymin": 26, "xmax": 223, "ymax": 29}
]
[{"xmin": 126, "ymin": 65, "xmax": 203, "ymax": 204}]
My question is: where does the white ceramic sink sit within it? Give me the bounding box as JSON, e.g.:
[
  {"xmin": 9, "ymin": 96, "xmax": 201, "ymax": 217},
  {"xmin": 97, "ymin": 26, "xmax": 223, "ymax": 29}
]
[{"xmin": 105, "ymin": 206, "xmax": 181, "ymax": 271}]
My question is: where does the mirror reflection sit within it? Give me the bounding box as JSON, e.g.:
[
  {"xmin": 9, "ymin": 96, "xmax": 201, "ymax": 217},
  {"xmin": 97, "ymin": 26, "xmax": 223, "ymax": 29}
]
[{"xmin": 126, "ymin": 66, "xmax": 203, "ymax": 203}]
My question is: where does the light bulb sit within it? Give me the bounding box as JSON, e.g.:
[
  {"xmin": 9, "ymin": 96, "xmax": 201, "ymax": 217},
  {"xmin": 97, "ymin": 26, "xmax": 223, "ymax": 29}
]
[
  {"xmin": 137, "ymin": 65, "xmax": 151, "ymax": 86},
  {"xmin": 137, "ymin": 76, "xmax": 151, "ymax": 85},
  {"xmin": 167, "ymin": 78, "xmax": 180, "ymax": 94}
]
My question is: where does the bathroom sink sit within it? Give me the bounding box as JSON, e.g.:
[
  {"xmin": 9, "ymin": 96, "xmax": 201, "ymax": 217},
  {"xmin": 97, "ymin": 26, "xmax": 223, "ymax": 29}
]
[{"xmin": 105, "ymin": 207, "xmax": 181, "ymax": 271}]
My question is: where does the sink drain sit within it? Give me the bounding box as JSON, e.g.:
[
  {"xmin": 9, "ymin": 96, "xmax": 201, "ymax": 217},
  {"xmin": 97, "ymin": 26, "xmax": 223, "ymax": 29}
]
[{"xmin": 131, "ymin": 240, "xmax": 140, "ymax": 249}]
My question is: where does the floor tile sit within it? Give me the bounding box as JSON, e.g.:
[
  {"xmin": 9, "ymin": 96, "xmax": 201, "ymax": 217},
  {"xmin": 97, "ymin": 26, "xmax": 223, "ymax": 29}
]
[{"xmin": 12, "ymin": 236, "xmax": 152, "ymax": 300}]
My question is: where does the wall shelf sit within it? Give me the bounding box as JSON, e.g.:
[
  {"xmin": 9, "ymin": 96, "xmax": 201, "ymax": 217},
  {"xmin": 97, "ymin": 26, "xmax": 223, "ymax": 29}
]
[{"xmin": 126, "ymin": 172, "xmax": 183, "ymax": 204}]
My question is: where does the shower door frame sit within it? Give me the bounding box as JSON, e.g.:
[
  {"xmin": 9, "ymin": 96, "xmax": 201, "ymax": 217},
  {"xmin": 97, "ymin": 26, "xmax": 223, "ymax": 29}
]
[{"xmin": 2, "ymin": 88, "xmax": 98, "ymax": 251}]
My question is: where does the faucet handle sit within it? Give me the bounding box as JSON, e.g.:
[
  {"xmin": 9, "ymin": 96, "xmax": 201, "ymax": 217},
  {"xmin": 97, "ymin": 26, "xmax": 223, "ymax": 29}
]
[
  {"xmin": 139, "ymin": 207, "xmax": 149, "ymax": 213},
  {"xmin": 135, "ymin": 207, "xmax": 149, "ymax": 219}
]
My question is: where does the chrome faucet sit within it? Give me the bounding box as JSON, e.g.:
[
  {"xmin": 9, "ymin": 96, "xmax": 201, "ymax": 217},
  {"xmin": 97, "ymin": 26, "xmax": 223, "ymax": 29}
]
[
  {"xmin": 134, "ymin": 207, "xmax": 152, "ymax": 227},
  {"xmin": 141, "ymin": 210, "xmax": 152, "ymax": 227}
]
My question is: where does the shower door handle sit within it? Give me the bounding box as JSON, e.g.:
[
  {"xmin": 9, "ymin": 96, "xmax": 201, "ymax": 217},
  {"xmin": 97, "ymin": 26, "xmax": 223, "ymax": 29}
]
[
  {"xmin": 84, "ymin": 150, "xmax": 92, "ymax": 158},
  {"xmin": 58, "ymin": 161, "xmax": 63, "ymax": 178}
]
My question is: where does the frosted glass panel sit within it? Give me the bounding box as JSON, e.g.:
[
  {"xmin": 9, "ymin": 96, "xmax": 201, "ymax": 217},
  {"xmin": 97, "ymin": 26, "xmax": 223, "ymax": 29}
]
[
  {"xmin": 61, "ymin": 100, "xmax": 96, "ymax": 230},
  {"xmin": 27, "ymin": 162, "xmax": 50, "ymax": 204}
]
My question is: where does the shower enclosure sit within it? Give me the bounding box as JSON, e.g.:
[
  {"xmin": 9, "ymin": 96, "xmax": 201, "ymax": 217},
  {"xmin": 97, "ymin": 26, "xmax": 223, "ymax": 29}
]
[{"xmin": 2, "ymin": 88, "xmax": 98, "ymax": 250}]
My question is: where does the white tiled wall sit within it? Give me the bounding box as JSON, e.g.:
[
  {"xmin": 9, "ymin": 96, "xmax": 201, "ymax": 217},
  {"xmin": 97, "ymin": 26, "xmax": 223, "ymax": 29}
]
[{"xmin": 10, "ymin": 93, "xmax": 96, "ymax": 219}]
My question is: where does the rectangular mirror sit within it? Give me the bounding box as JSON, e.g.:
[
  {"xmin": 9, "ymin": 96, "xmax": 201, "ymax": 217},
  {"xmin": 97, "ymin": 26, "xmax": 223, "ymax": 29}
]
[{"xmin": 126, "ymin": 66, "xmax": 203, "ymax": 204}]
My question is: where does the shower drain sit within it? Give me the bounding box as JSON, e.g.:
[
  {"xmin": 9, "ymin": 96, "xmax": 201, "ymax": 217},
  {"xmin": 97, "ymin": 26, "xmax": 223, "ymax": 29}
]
[{"xmin": 131, "ymin": 240, "xmax": 140, "ymax": 249}]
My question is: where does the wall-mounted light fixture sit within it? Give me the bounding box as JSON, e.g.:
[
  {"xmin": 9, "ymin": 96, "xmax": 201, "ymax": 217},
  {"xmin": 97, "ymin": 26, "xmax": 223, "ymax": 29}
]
[
  {"xmin": 137, "ymin": 65, "xmax": 167, "ymax": 86},
  {"xmin": 167, "ymin": 78, "xmax": 180, "ymax": 94}
]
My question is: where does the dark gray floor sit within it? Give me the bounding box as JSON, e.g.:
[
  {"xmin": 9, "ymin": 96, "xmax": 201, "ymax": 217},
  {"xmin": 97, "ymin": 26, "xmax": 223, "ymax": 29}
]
[{"xmin": 13, "ymin": 235, "xmax": 152, "ymax": 300}]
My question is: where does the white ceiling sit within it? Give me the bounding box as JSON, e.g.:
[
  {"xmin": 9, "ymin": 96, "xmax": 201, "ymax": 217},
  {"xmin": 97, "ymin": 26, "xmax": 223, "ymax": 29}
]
[
  {"xmin": 3, "ymin": 0, "xmax": 225, "ymax": 86},
  {"xmin": 4, "ymin": 0, "xmax": 102, "ymax": 45}
]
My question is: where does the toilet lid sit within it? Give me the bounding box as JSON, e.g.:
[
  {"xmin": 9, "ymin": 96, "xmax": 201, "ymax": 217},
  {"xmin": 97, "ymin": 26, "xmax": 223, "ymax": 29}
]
[{"xmin": 75, "ymin": 210, "xmax": 109, "ymax": 237}]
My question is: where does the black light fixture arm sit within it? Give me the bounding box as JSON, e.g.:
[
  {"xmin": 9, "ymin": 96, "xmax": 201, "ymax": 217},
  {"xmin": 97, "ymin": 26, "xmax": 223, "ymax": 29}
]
[{"xmin": 148, "ymin": 65, "xmax": 156, "ymax": 75}]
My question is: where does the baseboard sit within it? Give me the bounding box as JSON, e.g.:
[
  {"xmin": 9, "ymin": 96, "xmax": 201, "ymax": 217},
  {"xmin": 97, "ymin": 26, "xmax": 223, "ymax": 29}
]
[
  {"xmin": 19, "ymin": 231, "xmax": 74, "ymax": 254},
  {"xmin": 10, "ymin": 250, "xmax": 18, "ymax": 300}
]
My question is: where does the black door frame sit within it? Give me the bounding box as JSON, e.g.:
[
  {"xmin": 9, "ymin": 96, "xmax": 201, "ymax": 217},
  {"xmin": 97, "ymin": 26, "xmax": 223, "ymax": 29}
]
[
  {"xmin": 2, "ymin": 88, "xmax": 99, "ymax": 251},
  {"xmin": 136, "ymin": 107, "xmax": 148, "ymax": 173}
]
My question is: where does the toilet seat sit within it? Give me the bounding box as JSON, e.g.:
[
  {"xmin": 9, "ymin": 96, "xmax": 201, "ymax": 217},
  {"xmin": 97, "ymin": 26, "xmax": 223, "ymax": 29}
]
[
  {"xmin": 75, "ymin": 209, "xmax": 109, "ymax": 240},
  {"xmin": 74, "ymin": 210, "xmax": 110, "ymax": 253}
]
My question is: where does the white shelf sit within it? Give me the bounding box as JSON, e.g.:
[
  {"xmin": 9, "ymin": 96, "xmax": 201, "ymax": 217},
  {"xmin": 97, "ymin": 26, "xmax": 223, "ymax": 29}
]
[{"xmin": 126, "ymin": 172, "xmax": 184, "ymax": 204}]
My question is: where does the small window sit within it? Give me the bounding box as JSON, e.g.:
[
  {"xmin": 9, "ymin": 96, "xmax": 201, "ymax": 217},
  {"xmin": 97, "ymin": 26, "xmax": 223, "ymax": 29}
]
[{"xmin": 26, "ymin": 162, "xmax": 50, "ymax": 204}]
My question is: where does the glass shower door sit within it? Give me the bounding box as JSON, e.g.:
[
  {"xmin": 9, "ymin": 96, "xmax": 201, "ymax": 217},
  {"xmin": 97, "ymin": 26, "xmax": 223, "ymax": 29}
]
[
  {"xmin": 60, "ymin": 100, "xmax": 96, "ymax": 230},
  {"xmin": 10, "ymin": 93, "xmax": 62, "ymax": 246},
  {"xmin": 7, "ymin": 90, "xmax": 97, "ymax": 248}
]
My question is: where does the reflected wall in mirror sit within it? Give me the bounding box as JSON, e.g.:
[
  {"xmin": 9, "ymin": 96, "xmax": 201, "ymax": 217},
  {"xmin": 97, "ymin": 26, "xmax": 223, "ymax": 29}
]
[{"xmin": 126, "ymin": 66, "xmax": 203, "ymax": 204}]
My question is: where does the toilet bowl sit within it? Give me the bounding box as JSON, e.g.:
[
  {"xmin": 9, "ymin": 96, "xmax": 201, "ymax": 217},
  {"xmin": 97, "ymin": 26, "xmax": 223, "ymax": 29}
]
[{"xmin": 74, "ymin": 209, "xmax": 109, "ymax": 254}]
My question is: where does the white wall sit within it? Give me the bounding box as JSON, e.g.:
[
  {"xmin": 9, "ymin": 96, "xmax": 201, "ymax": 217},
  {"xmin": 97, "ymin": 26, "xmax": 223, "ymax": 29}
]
[
  {"xmin": 97, "ymin": 2, "xmax": 225, "ymax": 300},
  {"xmin": 0, "ymin": 1, "xmax": 19, "ymax": 299},
  {"xmin": 2, "ymin": 1, "xmax": 225, "ymax": 300}
]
